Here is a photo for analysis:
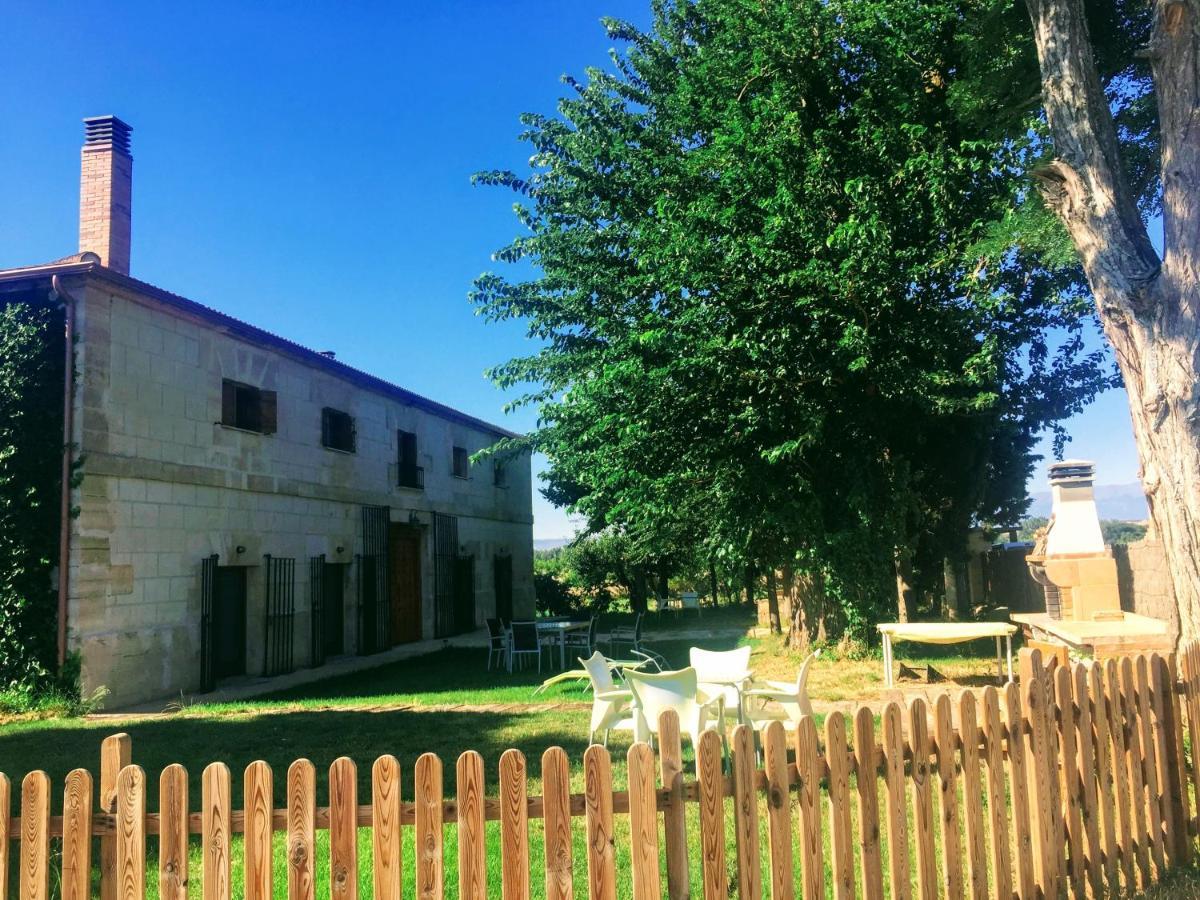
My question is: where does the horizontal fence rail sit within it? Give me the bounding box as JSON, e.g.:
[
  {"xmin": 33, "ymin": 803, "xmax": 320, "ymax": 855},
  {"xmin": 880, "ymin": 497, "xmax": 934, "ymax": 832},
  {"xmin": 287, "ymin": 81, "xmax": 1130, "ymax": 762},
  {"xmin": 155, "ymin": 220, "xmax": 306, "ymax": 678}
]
[{"xmin": 3, "ymin": 645, "xmax": 1199, "ymax": 899}]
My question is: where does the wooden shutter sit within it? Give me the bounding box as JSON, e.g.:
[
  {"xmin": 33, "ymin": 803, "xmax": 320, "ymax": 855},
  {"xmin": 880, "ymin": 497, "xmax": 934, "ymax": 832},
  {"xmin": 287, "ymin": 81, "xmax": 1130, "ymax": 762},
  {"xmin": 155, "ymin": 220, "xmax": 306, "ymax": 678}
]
[
  {"xmin": 321, "ymin": 408, "xmax": 332, "ymax": 447},
  {"xmin": 260, "ymin": 390, "xmax": 278, "ymax": 435},
  {"xmin": 221, "ymin": 380, "xmax": 236, "ymax": 427}
]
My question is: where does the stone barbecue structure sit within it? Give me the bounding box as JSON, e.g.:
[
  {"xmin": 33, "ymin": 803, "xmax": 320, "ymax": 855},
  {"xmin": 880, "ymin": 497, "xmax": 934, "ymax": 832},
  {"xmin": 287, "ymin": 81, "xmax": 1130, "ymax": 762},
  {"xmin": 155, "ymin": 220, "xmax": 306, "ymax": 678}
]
[
  {"xmin": 0, "ymin": 117, "xmax": 534, "ymax": 706},
  {"xmin": 1013, "ymin": 460, "xmax": 1169, "ymax": 658}
]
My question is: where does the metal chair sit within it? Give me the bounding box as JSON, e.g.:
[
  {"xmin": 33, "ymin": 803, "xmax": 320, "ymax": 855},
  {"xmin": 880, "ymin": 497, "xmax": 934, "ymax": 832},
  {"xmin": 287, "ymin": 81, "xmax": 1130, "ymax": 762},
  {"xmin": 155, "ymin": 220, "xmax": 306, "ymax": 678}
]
[
  {"xmin": 606, "ymin": 612, "xmax": 645, "ymax": 656},
  {"xmin": 485, "ymin": 618, "xmax": 508, "ymax": 670},
  {"xmin": 563, "ymin": 616, "xmax": 597, "ymax": 658},
  {"xmin": 508, "ymin": 621, "xmax": 542, "ymax": 673}
]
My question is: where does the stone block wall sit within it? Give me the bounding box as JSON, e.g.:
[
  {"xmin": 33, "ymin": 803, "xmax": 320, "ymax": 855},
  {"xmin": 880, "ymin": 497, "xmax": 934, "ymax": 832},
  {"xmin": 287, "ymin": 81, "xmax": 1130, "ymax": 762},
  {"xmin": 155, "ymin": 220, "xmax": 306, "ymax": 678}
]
[{"xmin": 66, "ymin": 275, "xmax": 534, "ymax": 707}]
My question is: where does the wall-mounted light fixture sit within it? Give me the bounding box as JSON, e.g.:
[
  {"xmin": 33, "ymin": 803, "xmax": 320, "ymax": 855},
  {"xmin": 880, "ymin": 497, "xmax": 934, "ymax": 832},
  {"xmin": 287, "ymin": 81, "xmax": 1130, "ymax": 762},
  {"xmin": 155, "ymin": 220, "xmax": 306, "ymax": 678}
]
[
  {"xmin": 408, "ymin": 510, "xmax": 422, "ymax": 526},
  {"xmin": 336, "ymin": 545, "xmax": 345, "ymax": 555},
  {"xmin": 236, "ymin": 545, "xmax": 246, "ymax": 555}
]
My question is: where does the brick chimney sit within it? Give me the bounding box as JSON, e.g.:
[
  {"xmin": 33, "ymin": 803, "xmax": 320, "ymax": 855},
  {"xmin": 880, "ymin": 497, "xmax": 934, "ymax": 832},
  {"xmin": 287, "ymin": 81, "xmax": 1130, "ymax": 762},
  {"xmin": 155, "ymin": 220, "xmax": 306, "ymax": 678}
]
[{"xmin": 79, "ymin": 116, "xmax": 133, "ymax": 274}]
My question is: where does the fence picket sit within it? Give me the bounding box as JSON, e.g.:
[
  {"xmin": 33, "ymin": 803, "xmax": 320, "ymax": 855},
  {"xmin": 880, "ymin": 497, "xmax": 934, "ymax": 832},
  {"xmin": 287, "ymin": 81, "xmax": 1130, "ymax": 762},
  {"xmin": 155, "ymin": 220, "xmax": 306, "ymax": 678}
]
[
  {"xmin": 287, "ymin": 760, "xmax": 316, "ymax": 900},
  {"xmin": 1134, "ymin": 656, "xmax": 1166, "ymax": 878},
  {"xmin": 99, "ymin": 734, "xmax": 131, "ymax": 900},
  {"xmin": 628, "ymin": 743, "xmax": 663, "ymax": 900},
  {"xmin": 20, "ymin": 771, "xmax": 50, "ymax": 900},
  {"xmin": 1088, "ymin": 664, "xmax": 1118, "ymax": 894},
  {"xmin": 1019, "ymin": 650, "xmax": 1058, "ymax": 899},
  {"xmin": 824, "ymin": 715, "xmax": 854, "ymax": 900},
  {"xmin": 0, "ymin": 774, "xmax": 8, "ymax": 900},
  {"xmin": 1070, "ymin": 665, "xmax": 1102, "ymax": 899},
  {"xmin": 796, "ymin": 717, "xmax": 825, "ymax": 900},
  {"xmin": 501, "ymin": 750, "xmax": 530, "ymax": 900},
  {"xmin": 1158, "ymin": 653, "xmax": 1191, "ymax": 866},
  {"xmin": 542, "ymin": 747, "xmax": 573, "ymax": 900},
  {"xmin": 373, "ymin": 755, "xmax": 403, "ymax": 900},
  {"xmin": 657, "ymin": 710, "xmax": 689, "ymax": 900},
  {"xmin": 456, "ymin": 752, "xmax": 485, "ymax": 900},
  {"xmin": 763, "ymin": 721, "xmax": 797, "ymax": 900},
  {"xmin": 201, "ymin": 762, "xmax": 231, "ymax": 900},
  {"xmin": 909, "ymin": 699, "xmax": 937, "ymax": 900},
  {"xmin": 1146, "ymin": 656, "xmax": 1177, "ymax": 868},
  {"xmin": 1182, "ymin": 647, "xmax": 1200, "ymax": 845},
  {"xmin": 980, "ymin": 688, "xmax": 1012, "ymax": 900},
  {"xmin": 933, "ymin": 695, "xmax": 965, "ymax": 900},
  {"xmin": 414, "ymin": 753, "xmax": 442, "ymax": 900},
  {"xmin": 1103, "ymin": 658, "xmax": 1135, "ymax": 892},
  {"xmin": 243, "ymin": 761, "xmax": 273, "ymax": 900},
  {"xmin": 882, "ymin": 702, "xmax": 912, "ymax": 900},
  {"xmin": 157, "ymin": 765, "xmax": 187, "ymax": 900},
  {"xmin": 61, "ymin": 769, "xmax": 93, "ymax": 900},
  {"xmin": 957, "ymin": 693, "xmax": 987, "ymax": 900},
  {"xmin": 584, "ymin": 744, "xmax": 617, "ymax": 900},
  {"xmin": 731, "ymin": 726, "xmax": 763, "ymax": 900},
  {"xmin": 330, "ymin": 757, "xmax": 359, "ymax": 900},
  {"xmin": 1119, "ymin": 657, "xmax": 1152, "ymax": 888},
  {"xmin": 116, "ymin": 766, "xmax": 145, "ymax": 900},
  {"xmin": 853, "ymin": 708, "xmax": 884, "ymax": 900},
  {"xmin": 1053, "ymin": 665, "xmax": 1084, "ymax": 897},
  {"xmin": 1003, "ymin": 682, "xmax": 1036, "ymax": 900}
]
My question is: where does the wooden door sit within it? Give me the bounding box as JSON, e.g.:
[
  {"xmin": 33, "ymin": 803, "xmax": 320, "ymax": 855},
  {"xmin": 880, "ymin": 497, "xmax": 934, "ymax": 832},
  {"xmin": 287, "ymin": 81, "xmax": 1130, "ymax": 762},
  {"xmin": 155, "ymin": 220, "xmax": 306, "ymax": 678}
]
[
  {"xmin": 389, "ymin": 525, "xmax": 422, "ymax": 644},
  {"xmin": 322, "ymin": 563, "xmax": 345, "ymax": 656},
  {"xmin": 493, "ymin": 554, "xmax": 513, "ymax": 621},
  {"xmin": 212, "ymin": 566, "xmax": 247, "ymax": 678}
]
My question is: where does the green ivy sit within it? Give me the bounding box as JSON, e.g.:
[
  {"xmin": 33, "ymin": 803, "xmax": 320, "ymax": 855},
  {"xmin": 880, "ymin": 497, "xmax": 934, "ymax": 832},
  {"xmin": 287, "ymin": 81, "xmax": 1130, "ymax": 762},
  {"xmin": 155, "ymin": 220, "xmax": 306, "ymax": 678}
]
[{"xmin": 0, "ymin": 291, "xmax": 66, "ymax": 691}]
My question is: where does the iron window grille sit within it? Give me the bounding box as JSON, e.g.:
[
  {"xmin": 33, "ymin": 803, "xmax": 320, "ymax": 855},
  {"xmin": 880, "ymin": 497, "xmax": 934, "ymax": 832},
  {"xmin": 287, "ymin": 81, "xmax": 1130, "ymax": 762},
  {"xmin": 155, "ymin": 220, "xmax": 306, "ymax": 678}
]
[{"xmin": 263, "ymin": 555, "xmax": 297, "ymax": 677}]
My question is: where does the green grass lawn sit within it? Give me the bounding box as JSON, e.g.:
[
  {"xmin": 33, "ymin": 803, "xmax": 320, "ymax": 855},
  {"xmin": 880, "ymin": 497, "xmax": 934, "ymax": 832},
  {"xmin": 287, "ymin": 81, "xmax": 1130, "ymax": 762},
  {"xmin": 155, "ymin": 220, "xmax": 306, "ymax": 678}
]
[{"xmin": 5, "ymin": 607, "xmax": 1138, "ymax": 900}]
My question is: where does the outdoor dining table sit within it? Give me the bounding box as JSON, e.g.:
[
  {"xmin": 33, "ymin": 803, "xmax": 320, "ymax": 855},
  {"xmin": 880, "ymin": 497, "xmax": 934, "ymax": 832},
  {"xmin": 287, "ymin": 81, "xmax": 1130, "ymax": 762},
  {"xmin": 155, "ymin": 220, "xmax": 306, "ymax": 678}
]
[
  {"xmin": 534, "ymin": 619, "xmax": 592, "ymax": 670},
  {"xmin": 876, "ymin": 621, "xmax": 1018, "ymax": 688}
]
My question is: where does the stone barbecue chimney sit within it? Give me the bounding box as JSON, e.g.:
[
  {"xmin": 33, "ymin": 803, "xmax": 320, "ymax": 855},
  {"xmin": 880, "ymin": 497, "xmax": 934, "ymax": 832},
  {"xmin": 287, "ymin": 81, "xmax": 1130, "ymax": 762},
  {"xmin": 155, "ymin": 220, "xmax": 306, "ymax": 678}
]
[{"xmin": 79, "ymin": 115, "xmax": 133, "ymax": 274}]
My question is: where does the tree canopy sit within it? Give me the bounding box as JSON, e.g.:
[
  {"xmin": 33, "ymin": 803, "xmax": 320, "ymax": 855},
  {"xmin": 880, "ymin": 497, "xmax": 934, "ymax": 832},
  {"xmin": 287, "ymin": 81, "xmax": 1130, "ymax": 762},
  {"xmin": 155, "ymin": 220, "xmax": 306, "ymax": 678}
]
[{"xmin": 473, "ymin": 0, "xmax": 1133, "ymax": 638}]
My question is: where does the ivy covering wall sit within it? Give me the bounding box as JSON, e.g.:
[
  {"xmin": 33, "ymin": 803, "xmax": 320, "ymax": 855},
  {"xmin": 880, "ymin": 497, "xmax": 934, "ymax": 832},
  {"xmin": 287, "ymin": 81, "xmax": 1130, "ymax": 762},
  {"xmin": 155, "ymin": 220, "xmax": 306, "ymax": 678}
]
[{"xmin": 0, "ymin": 290, "xmax": 66, "ymax": 690}]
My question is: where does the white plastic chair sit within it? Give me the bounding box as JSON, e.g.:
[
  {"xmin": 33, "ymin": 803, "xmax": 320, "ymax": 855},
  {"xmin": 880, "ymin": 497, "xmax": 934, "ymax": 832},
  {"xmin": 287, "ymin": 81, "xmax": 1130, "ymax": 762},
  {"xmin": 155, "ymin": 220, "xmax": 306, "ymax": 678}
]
[
  {"xmin": 689, "ymin": 646, "xmax": 753, "ymax": 721},
  {"xmin": 744, "ymin": 649, "xmax": 821, "ymax": 727},
  {"xmin": 579, "ymin": 651, "xmax": 635, "ymax": 745},
  {"xmin": 622, "ymin": 666, "xmax": 724, "ymax": 750}
]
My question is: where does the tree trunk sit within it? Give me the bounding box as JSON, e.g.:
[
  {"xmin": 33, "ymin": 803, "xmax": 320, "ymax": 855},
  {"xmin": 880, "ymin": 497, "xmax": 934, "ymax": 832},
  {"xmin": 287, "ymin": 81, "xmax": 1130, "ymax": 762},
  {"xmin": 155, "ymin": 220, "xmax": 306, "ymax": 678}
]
[
  {"xmin": 1024, "ymin": 0, "xmax": 1200, "ymax": 645},
  {"xmin": 709, "ymin": 563, "xmax": 719, "ymax": 607},
  {"xmin": 743, "ymin": 562, "xmax": 756, "ymax": 607},
  {"xmin": 894, "ymin": 551, "xmax": 915, "ymax": 623},
  {"xmin": 765, "ymin": 568, "xmax": 782, "ymax": 635}
]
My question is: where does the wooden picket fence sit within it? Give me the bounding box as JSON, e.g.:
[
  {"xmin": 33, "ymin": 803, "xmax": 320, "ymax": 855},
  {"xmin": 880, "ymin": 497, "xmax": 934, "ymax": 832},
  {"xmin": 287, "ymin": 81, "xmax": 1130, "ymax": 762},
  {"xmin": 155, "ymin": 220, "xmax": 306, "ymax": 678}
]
[{"xmin": 4, "ymin": 644, "xmax": 1200, "ymax": 900}]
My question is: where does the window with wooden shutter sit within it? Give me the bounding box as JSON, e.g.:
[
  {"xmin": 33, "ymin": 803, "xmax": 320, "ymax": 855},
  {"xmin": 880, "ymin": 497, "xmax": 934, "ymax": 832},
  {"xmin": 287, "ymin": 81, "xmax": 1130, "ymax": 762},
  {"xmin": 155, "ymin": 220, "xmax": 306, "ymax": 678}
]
[
  {"xmin": 397, "ymin": 430, "xmax": 423, "ymax": 488},
  {"xmin": 452, "ymin": 445, "xmax": 470, "ymax": 479},
  {"xmin": 220, "ymin": 379, "xmax": 276, "ymax": 435},
  {"xmin": 321, "ymin": 407, "xmax": 355, "ymax": 453}
]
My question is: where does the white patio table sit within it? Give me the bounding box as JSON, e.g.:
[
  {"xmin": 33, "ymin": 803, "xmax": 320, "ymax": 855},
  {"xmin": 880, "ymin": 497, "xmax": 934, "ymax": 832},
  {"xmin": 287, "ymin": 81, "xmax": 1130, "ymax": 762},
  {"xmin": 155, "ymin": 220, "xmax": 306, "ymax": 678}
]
[
  {"xmin": 876, "ymin": 622, "xmax": 1018, "ymax": 688},
  {"xmin": 534, "ymin": 619, "xmax": 592, "ymax": 670}
]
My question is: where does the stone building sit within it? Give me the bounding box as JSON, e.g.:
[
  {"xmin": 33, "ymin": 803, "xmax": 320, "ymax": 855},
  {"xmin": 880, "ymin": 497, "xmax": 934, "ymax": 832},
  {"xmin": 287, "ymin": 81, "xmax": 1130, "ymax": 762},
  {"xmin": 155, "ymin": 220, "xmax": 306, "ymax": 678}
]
[{"xmin": 0, "ymin": 117, "xmax": 534, "ymax": 707}]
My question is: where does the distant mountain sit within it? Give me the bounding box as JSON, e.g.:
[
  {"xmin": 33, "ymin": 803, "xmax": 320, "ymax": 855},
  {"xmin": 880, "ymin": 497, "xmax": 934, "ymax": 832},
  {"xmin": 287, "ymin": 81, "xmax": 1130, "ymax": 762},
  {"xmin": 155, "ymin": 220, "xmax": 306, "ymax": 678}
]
[
  {"xmin": 1027, "ymin": 482, "xmax": 1149, "ymax": 521},
  {"xmin": 534, "ymin": 537, "xmax": 571, "ymax": 551}
]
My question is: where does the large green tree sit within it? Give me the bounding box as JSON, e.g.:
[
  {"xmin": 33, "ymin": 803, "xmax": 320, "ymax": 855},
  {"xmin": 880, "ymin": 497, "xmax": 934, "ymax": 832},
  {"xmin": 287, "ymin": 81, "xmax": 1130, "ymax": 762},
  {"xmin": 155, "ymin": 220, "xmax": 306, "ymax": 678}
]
[{"xmin": 473, "ymin": 0, "xmax": 1116, "ymax": 637}]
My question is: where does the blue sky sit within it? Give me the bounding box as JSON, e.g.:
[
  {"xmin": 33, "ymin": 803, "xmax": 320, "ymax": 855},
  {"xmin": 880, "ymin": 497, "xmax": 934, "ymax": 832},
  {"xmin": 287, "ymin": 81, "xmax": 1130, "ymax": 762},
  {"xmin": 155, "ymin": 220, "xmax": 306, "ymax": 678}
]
[{"xmin": 0, "ymin": 1, "xmax": 1143, "ymax": 537}]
